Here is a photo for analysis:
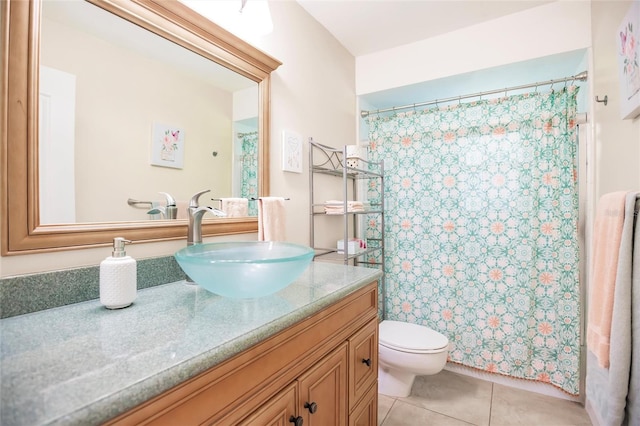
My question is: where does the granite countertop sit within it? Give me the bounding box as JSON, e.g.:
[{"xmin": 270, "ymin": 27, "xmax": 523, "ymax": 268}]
[{"xmin": 0, "ymin": 262, "xmax": 381, "ymax": 426}]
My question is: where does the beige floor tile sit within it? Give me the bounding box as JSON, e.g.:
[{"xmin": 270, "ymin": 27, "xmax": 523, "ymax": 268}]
[
  {"xmin": 378, "ymin": 394, "xmax": 396, "ymax": 425},
  {"xmin": 490, "ymin": 383, "xmax": 592, "ymax": 426},
  {"xmin": 399, "ymin": 370, "xmax": 493, "ymax": 426},
  {"xmin": 381, "ymin": 399, "xmax": 474, "ymax": 426}
]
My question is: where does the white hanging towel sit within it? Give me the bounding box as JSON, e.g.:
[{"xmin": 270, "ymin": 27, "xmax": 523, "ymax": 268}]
[
  {"xmin": 258, "ymin": 197, "xmax": 286, "ymax": 241},
  {"xmin": 220, "ymin": 198, "xmax": 249, "ymax": 217}
]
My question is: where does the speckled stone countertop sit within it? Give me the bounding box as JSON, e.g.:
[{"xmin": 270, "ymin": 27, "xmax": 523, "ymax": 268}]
[{"xmin": 0, "ymin": 262, "xmax": 381, "ymax": 426}]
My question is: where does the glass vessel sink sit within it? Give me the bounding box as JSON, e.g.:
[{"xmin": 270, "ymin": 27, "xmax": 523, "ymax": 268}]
[{"xmin": 174, "ymin": 241, "xmax": 315, "ymax": 298}]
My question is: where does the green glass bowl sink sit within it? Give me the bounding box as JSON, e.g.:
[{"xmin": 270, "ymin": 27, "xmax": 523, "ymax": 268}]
[{"xmin": 174, "ymin": 241, "xmax": 314, "ymax": 298}]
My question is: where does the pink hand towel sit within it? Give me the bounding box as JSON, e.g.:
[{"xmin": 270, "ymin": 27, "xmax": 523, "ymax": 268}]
[
  {"xmin": 176, "ymin": 200, "xmax": 189, "ymax": 220},
  {"xmin": 258, "ymin": 197, "xmax": 286, "ymax": 241},
  {"xmin": 220, "ymin": 198, "xmax": 248, "ymax": 218},
  {"xmin": 587, "ymin": 191, "xmax": 629, "ymax": 368}
]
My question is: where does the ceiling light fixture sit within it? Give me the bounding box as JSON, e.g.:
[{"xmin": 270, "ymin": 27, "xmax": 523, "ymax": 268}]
[{"xmin": 180, "ymin": 0, "xmax": 273, "ymax": 40}]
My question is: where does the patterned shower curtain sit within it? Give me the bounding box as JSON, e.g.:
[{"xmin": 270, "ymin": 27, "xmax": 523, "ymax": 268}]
[
  {"xmin": 367, "ymin": 86, "xmax": 581, "ymax": 395},
  {"xmin": 240, "ymin": 132, "xmax": 259, "ymax": 216}
]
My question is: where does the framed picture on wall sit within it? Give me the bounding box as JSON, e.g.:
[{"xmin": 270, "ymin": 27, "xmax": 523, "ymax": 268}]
[
  {"xmin": 151, "ymin": 123, "xmax": 185, "ymax": 169},
  {"xmin": 282, "ymin": 129, "xmax": 302, "ymax": 173},
  {"xmin": 616, "ymin": 1, "xmax": 640, "ymax": 120}
]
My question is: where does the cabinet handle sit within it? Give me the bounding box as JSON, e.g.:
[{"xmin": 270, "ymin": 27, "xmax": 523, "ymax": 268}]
[
  {"xmin": 362, "ymin": 358, "xmax": 372, "ymax": 367},
  {"xmin": 289, "ymin": 415, "xmax": 303, "ymax": 426},
  {"xmin": 304, "ymin": 401, "xmax": 318, "ymax": 414}
]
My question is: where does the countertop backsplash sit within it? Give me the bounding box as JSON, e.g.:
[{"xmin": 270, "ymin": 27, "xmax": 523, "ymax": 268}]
[{"xmin": 0, "ymin": 256, "xmax": 185, "ymax": 319}]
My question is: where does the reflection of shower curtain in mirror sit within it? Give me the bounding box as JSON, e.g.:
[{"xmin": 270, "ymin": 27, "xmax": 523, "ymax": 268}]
[
  {"xmin": 367, "ymin": 87, "xmax": 581, "ymax": 395},
  {"xmin": 240, "ymin": 133, "xmax": 259, "ymax": 216}
]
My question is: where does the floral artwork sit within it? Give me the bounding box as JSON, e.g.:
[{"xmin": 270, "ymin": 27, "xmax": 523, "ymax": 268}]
[
  {"xmin": 282, "ymin": 130, "xmax": 302, "ymax": 173},
  {"xmin": 617, "ymin": 1, "xmax": 640, "ymax": 119},
  {"xmin": 151, "ymin": 123, "xmax": 184, "ymax": 169},
  {"xmin": 366, "ymin": 87, "xmax": 581, "ymax": 395}
]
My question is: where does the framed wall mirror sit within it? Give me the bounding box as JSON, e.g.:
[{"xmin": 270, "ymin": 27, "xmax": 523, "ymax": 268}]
[{"xmin": 2, "ymin": 0, "xmax": 281, "ymax": 254}]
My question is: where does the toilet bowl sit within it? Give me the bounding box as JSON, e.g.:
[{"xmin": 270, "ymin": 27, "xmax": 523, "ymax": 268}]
[{"xmin": 378, "ymin": 320, "xmax": 450, "ymax": 397}]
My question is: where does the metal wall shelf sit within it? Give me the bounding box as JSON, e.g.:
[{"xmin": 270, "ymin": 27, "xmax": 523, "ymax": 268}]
[{"xmin": 309, "ymin": 138, "xmax": 386, "ymax": 318}]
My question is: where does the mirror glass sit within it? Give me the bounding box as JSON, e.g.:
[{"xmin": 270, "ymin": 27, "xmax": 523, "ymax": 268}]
[{"xmin": 39, "ymin": 0, "xmax": 259, "ymax": 223}]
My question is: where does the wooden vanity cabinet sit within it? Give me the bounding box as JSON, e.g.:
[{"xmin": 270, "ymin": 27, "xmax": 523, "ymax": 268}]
[
  {"xmin": 105, "ymin": 282, "xmax": 379, "ymax": 426},
  {"xmin": 297, "ymin": 343, "xmax": 348, "ymax": 425},
  {"xmin": 238, "ymin": 383, "xmax": 298, "ymax": 426}
]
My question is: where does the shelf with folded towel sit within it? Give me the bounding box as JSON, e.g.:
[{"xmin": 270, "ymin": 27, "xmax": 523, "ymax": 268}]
[
  {"xmin": 313, "ymin": 245, "xmax": 384, "ymax": 263},
  {"xmin": 309, "ymin": 138, "xmax": 385, "ymax": 319},
  {"xmin": 312, "ymin": 204, "xmax": 383, "ymax": 216},
  {"xmin": 311, "ymin": 165, "xmax": 383, "ymax": 179},
  {"xmin": 311, "ymin": 202, "xmax": 382, "ymax": 215}
]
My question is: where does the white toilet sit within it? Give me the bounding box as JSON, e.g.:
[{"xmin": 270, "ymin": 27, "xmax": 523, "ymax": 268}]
[{"xmin": 378, "ymin": 320, "xmax": 450, "ymax": 397}]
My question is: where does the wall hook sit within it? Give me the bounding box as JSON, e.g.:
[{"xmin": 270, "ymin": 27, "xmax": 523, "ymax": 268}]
[{"xmin": 595, "ymin": 95, "xmax": 608, "ymax": 106}]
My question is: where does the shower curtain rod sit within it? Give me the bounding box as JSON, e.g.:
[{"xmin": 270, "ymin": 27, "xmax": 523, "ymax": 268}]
[
  {"xmin": 237, "ymin": 131, "xmax": 258, "ymax": 138},
  {"xmin": 360, "ymin": 70, "xmax": 588, "ymax": 118}
]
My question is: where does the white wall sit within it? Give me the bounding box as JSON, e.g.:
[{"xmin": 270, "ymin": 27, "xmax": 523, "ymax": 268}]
[
  {"xmin": 249, "ymin": 1, "xmax": 356, "ymax": 247},
  {"xmin": 356, "ymin": 1, "xmax": 592, "ymax": 96},
  {"xmin": 591, "ymin": 1, "xmax": 640, "ymax": 198}
]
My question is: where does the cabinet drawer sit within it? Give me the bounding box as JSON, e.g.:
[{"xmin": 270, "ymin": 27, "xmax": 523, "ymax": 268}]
[
  {"xmin": 348, "ymin": 319, "xmax": 378, "ymax": 411},
  {"xmin": 349, "ymin": 382, "xmax": 377, "ymax": 426}
]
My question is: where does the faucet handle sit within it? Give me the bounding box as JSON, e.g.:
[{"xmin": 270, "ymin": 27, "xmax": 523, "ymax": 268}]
[{"xmin": 189, "ymin": 189, "xmax": 210, "ymax": 208}]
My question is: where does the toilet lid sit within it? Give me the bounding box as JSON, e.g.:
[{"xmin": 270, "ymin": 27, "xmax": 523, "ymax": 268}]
[{"xmin": 379, "ymin": 320, "xmax": 449, "ymax": 352}]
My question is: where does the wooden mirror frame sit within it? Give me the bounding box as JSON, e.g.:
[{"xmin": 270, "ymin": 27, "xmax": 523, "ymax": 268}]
[{"xmin": 1, "ymin": 0, "xmax": 281, "ymax": 255}]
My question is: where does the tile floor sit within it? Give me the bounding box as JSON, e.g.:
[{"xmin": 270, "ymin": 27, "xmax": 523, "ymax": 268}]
[{"xmin": 378, "ymin": 370, "xmax": 592, "ymax": 425}]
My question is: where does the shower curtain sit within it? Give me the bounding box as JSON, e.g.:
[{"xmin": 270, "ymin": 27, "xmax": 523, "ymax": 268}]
[
  {"xmin": 240, "ymin": 132, "xmax": 259, "ymax": 216},
  {"xmin": 367, "ymin": 86, "xmax": 581, "ymax": 395}
]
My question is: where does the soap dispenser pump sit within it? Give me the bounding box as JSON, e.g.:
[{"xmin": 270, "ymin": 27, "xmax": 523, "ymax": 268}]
[{"xmin": 100, "ymin": 237, "xmax": 137, "ymax": 309}]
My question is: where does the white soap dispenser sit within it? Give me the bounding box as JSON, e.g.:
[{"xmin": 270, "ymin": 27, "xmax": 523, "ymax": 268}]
[{"xmin": 100, "ymin": 237, "xmax": 137, "ymax": 309}]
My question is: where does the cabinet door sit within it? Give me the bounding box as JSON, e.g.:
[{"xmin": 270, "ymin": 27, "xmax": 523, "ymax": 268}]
[
  {"xmin": 238, "ymin": 382, "xmax": 298, "ymax": 426},
  {"xmin": 349, "ymin": 319, "xmax": 378, "ymax": 411},
  {"xmin": 349, "ymin": 382, "xmax": 377, "ymax": 426},
  {"xmin": 298, "ymin": 343, "xmax": 348, "ymax": 426}
]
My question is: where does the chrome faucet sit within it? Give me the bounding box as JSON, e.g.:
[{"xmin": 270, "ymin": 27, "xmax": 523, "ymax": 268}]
[
  {"xmin": 187, "ymin": 189, "xmax": 226, "ymax": 246},
  {"xmin": 159, "ymin": 192, "xmax": 178, "ymax": 219},
  {"xmin": 146, "ymin": 192, "xmax": 177, "ymax": 219}
]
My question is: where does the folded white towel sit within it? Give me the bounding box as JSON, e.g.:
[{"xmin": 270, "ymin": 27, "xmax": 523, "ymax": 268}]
[
  {"xmin": 258, "ymin": 197, "xmax": 286, "ymax": 241},
  {"xmin": 220, "ymin": 198, "xmax": 249, "ymax": 218},
  {"xmin": 324, "ymin": 200, "xmax": 365, "ymax": 214}
]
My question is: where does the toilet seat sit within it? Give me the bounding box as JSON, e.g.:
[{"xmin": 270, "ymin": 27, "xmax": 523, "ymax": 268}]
[{"xmin": 379, "ymin": 320, "xmax": 449, "ymax": 354}]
